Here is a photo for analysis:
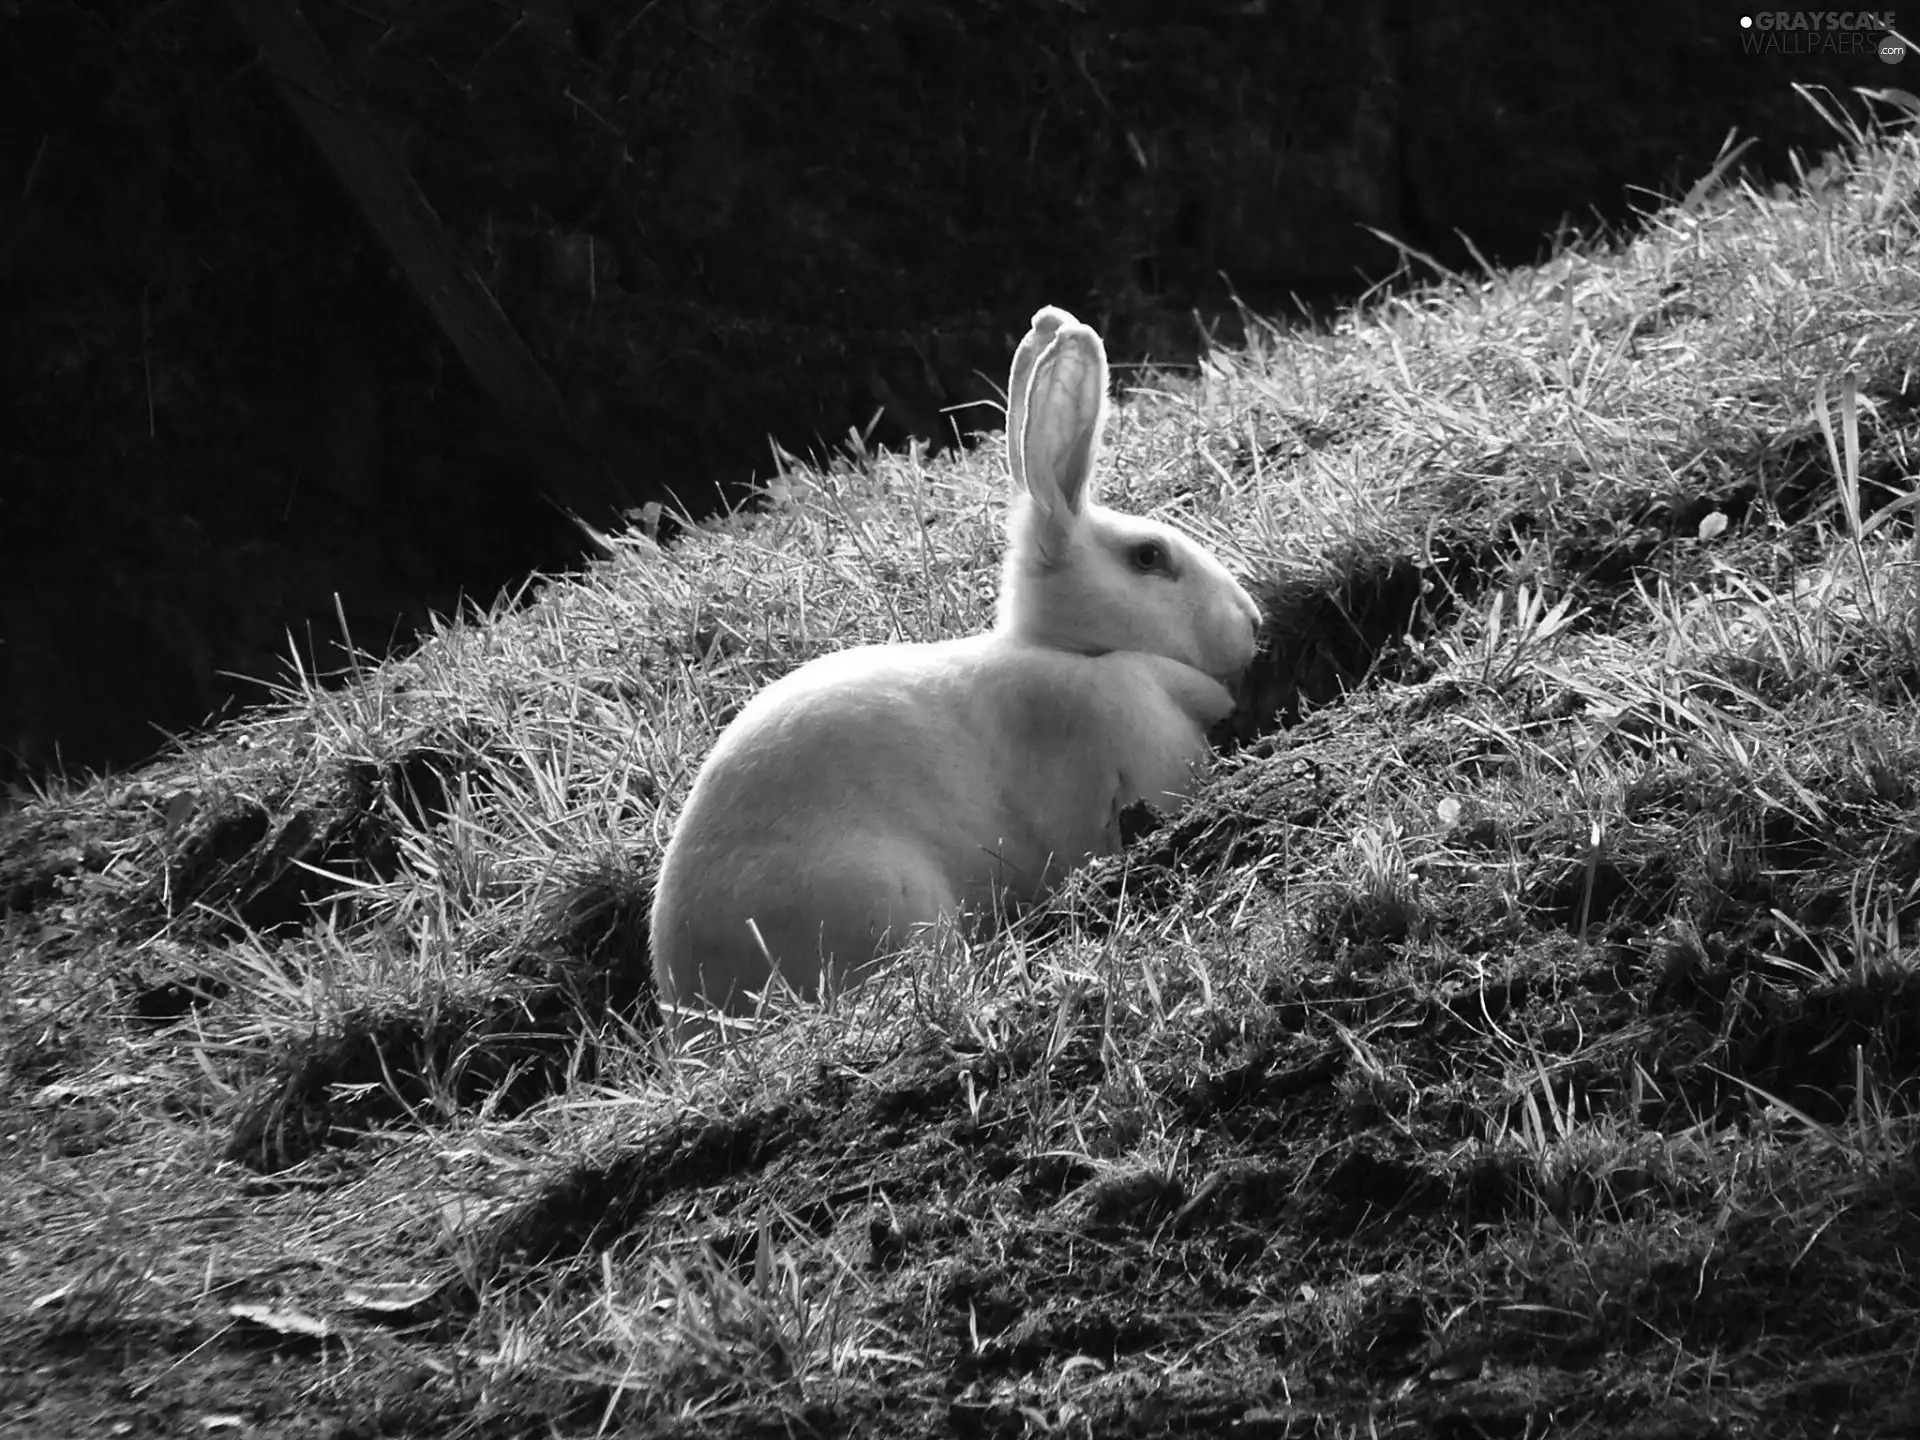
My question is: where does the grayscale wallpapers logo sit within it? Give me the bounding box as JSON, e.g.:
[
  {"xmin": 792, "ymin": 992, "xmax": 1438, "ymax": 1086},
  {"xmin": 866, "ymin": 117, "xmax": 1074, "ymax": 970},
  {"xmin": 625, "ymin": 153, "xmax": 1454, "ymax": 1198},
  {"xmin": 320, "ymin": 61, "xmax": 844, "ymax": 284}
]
[{"xmin": 1738, "ymin": 12, "xmax": 1905, "ymax": 60}]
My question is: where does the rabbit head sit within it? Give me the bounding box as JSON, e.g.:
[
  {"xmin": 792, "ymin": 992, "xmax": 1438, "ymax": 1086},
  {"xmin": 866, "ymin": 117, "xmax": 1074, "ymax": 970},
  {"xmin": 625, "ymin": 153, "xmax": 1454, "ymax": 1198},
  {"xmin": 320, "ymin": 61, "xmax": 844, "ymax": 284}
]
[{"xmin": 995, "ymin": 307, "xmax": 1262, "ymax": 685}]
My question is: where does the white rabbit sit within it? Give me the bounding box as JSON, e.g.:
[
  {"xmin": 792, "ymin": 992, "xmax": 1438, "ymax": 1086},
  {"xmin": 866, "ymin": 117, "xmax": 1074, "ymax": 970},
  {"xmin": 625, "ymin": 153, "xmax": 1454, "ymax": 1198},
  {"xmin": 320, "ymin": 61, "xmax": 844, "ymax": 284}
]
[{"xmin": 649, "ymin": 305, "xmax": 1262, "ymax": 1026}]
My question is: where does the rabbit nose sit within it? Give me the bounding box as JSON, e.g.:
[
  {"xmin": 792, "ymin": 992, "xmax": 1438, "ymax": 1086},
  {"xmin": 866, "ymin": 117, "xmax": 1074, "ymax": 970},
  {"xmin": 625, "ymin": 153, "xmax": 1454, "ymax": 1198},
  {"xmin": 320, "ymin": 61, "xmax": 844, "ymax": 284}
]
[{"xmin": 1239, "ymin": 589, "xmax": 1264, "ymax": 641}]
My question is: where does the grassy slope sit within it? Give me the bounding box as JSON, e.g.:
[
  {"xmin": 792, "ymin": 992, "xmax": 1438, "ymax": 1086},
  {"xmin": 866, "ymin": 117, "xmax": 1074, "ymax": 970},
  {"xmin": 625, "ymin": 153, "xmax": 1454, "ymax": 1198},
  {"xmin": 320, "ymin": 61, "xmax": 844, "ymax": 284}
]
[{"xmin": 7, "ymin": 109, "xmax": 1920, "ymax": 1438}]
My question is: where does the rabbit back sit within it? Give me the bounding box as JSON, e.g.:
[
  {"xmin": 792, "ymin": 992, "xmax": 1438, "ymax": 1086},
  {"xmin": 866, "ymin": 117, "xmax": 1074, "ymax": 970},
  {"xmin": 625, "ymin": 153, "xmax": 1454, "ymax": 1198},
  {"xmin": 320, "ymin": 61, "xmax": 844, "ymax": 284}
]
[{"xmin": 649, "ymin": 635, "xmax": 1234, "ymax": 1017}]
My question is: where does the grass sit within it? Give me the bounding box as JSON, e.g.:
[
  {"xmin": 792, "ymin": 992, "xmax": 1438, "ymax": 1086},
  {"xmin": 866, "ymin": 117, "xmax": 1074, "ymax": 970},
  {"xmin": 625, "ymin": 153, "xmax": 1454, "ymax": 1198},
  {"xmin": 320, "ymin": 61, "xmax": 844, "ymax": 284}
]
[{"xmin": 7, "ymin": 94, "xmax": 1920, "ymax": 1438}]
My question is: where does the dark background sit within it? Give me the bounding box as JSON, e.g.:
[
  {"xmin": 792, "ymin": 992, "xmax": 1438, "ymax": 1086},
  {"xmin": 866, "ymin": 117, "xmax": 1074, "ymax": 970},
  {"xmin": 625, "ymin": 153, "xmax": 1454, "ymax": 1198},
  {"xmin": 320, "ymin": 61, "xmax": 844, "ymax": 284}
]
[{"xmin": 0, "ymin": 0, "xmax": 1896, "ymax": 786}]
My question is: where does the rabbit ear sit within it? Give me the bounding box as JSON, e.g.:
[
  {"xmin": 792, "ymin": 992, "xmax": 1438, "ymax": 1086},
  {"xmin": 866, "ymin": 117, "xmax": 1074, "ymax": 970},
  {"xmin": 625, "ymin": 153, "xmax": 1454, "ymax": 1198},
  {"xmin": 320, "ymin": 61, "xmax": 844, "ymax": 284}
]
[
  {"xmin": 1006, "ymin": 306, "xmax": 1077, "ymax": 498},
  {"xmin": 1020, "ymin": 316, "xmax": 1107, "ymax": 560}
]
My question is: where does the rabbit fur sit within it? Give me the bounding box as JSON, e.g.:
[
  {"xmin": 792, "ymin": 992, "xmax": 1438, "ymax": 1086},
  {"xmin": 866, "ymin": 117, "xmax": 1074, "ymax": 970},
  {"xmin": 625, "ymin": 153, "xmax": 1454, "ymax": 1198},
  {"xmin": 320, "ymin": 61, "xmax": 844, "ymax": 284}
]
[{"xmin": 649, "ymin": 305, "xmax": 1262, "ymax": 1025}]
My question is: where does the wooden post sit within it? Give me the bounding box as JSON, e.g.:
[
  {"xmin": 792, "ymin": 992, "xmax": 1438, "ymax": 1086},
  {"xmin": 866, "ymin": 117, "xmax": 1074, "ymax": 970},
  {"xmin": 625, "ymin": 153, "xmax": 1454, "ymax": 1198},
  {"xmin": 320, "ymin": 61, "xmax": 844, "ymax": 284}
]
[{"xmin": 225, "ymin": 0, "xmax": 630, "ymax": 527}]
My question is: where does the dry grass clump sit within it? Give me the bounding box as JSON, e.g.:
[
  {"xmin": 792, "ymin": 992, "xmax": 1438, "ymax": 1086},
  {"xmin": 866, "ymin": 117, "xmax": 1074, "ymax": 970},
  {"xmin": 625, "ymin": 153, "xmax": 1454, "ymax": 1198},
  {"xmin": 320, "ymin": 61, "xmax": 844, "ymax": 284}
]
[{"xmin": 8, "ymin": 95, "xmax": 1920, "ymax": 1438}]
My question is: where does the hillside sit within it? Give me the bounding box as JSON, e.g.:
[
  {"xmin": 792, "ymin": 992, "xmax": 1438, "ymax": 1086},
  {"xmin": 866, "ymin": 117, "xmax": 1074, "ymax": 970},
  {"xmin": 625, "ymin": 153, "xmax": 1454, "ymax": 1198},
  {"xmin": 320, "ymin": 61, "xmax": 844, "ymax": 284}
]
[{"xmin": 5, "ymin": 103, "xmax": 1920, "ymax": 1437}]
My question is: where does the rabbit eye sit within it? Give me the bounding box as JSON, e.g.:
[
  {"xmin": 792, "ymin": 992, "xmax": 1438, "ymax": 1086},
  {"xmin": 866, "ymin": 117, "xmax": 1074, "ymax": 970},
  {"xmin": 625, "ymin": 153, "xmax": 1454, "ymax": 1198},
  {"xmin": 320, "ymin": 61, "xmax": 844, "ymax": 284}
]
[{"xmin": 1129, "ymin": 539, "xmax": 1169, "ymax": 573}]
